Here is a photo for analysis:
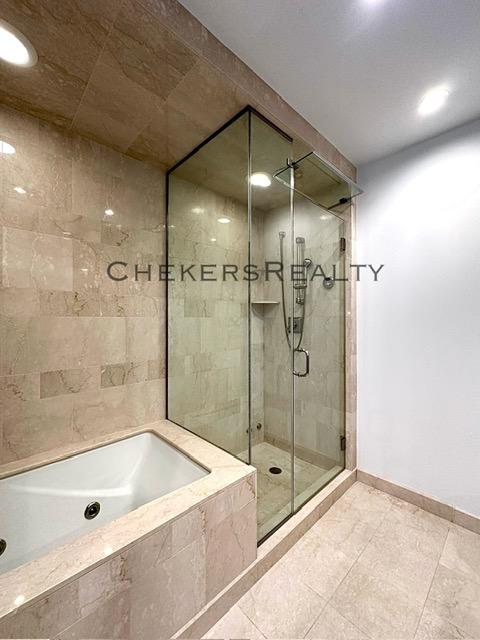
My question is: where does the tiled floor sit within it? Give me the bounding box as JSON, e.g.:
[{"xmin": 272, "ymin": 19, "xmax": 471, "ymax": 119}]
[{"xmin": 204, "ymin": 482, "xmax": 480, "ymax": 639}]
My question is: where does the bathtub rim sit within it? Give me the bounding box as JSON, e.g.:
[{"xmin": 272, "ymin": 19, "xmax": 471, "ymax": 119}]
[
  {"xmin": 0, "ymin": 424, "xmax": 211, "ymax": 482},
  {"xmin": 0, "ymin": 419, "xmax": 255, "ymax": 622}
]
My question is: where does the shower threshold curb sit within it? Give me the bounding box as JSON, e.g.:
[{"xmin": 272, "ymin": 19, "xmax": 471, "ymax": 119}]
[{"xmin": 174, "ymin": 468, "xmax": 356, "ymax": 639}]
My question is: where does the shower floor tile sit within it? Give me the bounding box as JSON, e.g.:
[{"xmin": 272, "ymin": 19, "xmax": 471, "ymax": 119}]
[
  {"xmin": 247, "ymin": 442, "xmax": 334, "ymax": 540},
  {"xmin": 203, "ymin": 482, "xmax": 480, "ymax": 640}
]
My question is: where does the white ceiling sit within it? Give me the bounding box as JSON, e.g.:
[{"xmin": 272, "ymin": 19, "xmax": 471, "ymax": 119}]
[{"xmin": 179, "ymin": 0, "xmax": 480, "ymax": 165}]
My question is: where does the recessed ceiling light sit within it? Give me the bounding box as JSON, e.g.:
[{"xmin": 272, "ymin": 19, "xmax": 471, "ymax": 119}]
[
  {"xmin": 192, "ymin": 207, "xmax": 204, "ymax": 214},
  {"xmin": 104, "ymin": 208, "xmax": 114, "ymax": 216},
  {"xmin": 250, "ymin": 172, "xmax": 271, "ymax": 188},
  {"xmin": 0, "ymin": 140, "xmax": 15, "ymax": 154},
  {"xmin": 0, "ymin": 20, "xmax": 37, "ymax": 67},
  {"xmin": 217, "ymin": 217, "xmax": 231, "ymax": 224},
  {"xmin": 418, "ymin": 86, "xmax": 450, "ymax": 116},
  {"xmin": 14, "ymin": 186, "xmax": 26, "ymax": 194},
  {"xmin": 211, "ymin": 238, "xmax": 217, "ymax": 242}
]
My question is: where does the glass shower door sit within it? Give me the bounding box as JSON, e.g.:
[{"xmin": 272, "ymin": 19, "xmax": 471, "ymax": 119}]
[{"xmin": 292, "ymin": 189, "xmax": 346, "ymax": 511}]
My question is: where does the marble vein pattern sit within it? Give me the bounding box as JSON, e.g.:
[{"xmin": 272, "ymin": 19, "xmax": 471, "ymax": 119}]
[
  {"xmin": 0, "ymin": 420, "xmax": 257, "ymax": 639},
  {"xmin": 204, "ymin": 481, "xmax": 480, "ymax": 640},
  {"xmin": 0, "ymin": 0, "xmax": 355, "ymax": 179},
  {"xmin": 0, "ymin": 105, "xmax": 165, "ymax": 466}
]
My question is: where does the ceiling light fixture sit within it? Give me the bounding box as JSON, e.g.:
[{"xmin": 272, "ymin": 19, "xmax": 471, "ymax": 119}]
[
  {"xmin": 192, "ymin": 207, "xmax": 204, "ymax": 214},
  {"xmin": 14, "ymin": 186, "xmax": 26, "ymax": 194},
  {"xmin": 250, "ymin": 172, "xmax": 271, "ymax": 188},
  {"xmin": 104, "ymin": 208, "xmax": 114, "ymax": 216},
  {"xmin": 0, "ymin": 140, "xmax": 15, "ymax": 154},
  {"xmin": 0, "ymin": 19, "xmax": 37, "ymax": 67},
  {"xmin": 217, "ymin": 217, "xmax": 231, "ymax": 224},
  {"xmin": 418, "ymin": 86, "xmax": 450, "ymax": 116}
]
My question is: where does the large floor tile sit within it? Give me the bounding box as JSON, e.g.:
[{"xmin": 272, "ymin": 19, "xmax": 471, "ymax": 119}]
[
  {"xmin": 330, "ymin": 561, "xmax": 424, "ymax": 639},
  {"xmin": 425, "ymin": 565, "xmax": 480, "ymax": 638},
  {"xmin": 238, "ymin": 561, "xmax": 326, "ymax": 639},
  {"xmin": 280, "ymin": 530, "xmax": 356, "ymax": 600},
  {"xmin": 357, "ymin": 526, "xmax": 438, "ymax": 602},
  {"xmin": 338, "ymin": 482, "xmax": 395, "ymax": 514},
  {"xmin": 379, "ymin": 500, "xmax": 450, "ymax": 561},
  {"xmin": 440, "ymin": 524, "xmax": 480, "ymax": 585},
  {"xmin": 414, "ymin": 609, "xmax": 471, "ymax": 639},
  {"xmin": 309, "ymin": 500, "xmax": 385, "ymax": 559},
  {"xmin": 306, "ymin": 604, "xmax": 369, "ymax": 640},
  {"xmin": 203, "ymin": 605, "xmax": 265, "ymax": 639}
]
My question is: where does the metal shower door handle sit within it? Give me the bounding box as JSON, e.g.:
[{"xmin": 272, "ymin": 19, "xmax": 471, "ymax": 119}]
[{"xmin": 293, "ymin": 348, "xmax": 310, "ymax": 377}]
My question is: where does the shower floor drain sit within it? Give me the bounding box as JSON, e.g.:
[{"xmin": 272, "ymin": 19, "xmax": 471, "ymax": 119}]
[{"xmin": 269, "ymin": 466, "xmax": 282, "ymax": 475}]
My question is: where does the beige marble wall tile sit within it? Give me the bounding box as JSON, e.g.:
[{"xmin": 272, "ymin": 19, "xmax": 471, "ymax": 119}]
[
  {"xmin": 0, "ymin": 0, "xmax": 120, "ymax": 126},
  {"xmin": 0, "ymin": 288, "xmax": 40, "ymax": 317},
  {"xmin": 2, "ymin": 228, "xmax": 73, "ymax": 291},
  {"xmin": 54, "ymin": 591, "xmax": 130, "ymax": 640},
  {"xmin": 0, "ymin": 579, "xmax": 79, "ymax": 639},
  {"xmin": 0, "ymin": 373, "xmax": 40, "ymax": 403},
  {"xmin": 205, "ymin": 499, "xmax": 257, "ymax": 601},
  {"xmin": 2, "ymin": 394, "xmax": 75, "ymax": 463},
  {"xmin": 77, "ymin": 553, "xmax": 131, "ymax": 618},
  {"xmin": 39, "ymin": 290, "xmax": 100, "ymax": 317},
  {"xmin": 0, "ymin": 106, "xmax": 165, "ymax": 468},
  {"xmin": 101, "ymin": 361, "xmax": 148, "ymax": 387},
  {"xmin": 40, "ymin": 367, "xmax": 100, "ymax": 398}
]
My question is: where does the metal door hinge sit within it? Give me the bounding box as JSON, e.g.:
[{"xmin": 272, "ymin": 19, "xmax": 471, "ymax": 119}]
[{"xmin": 340, "ymin": 435, "xmax": 346, "ymax": 451}]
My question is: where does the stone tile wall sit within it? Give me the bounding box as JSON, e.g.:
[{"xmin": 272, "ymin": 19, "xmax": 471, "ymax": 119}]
[{"xmin": 0, "ymin": 106, "xmax": 165, "ymax": 466}]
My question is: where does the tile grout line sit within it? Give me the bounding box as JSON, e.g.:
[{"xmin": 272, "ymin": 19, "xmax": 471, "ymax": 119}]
[
  {"xmin": 411, "ymin": 523, "xmax": 451, "ymax": 639},
  {"xmin": 236, "ymin": 600, "xmax": 270, "ymax": 639},
  {"xmin": 310, "ymin": 495, "xmax": 395, "ymax": 640},
  {"xmin": 300, "ymin": 488, "xmax": 394, "ymax": 639},
  {"xmin": 411, "ymin": 522, "xmax": 474, "ymax": 640},
  {"xmin": 300, "ymin": 586, "xmax": 329, "ymax": 639}
]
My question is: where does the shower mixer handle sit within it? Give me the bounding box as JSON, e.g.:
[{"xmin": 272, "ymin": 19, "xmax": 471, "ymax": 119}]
[{"xmin": 293, "ymin": 347, "xmax": 310, "ymax": 377}]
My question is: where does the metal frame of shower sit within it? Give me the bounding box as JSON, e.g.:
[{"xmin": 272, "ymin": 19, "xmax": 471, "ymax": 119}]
[{"xmin": 165, "ymin": 105, "xmax": 351, "ymax": 545}]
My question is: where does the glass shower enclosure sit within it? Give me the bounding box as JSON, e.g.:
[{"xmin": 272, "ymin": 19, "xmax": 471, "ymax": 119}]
[{"xmin": 167, "ymin": 107, "xmax": 360, "ymax": 542}]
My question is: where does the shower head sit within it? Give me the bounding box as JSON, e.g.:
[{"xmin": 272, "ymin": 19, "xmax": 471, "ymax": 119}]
[
  {"xmin": 296, "ymin": 236, "xmax": 305, "ymax": 244},
  {"xmin": 279, "ymin": 231, "xmax": 286, "ymax": 238}
]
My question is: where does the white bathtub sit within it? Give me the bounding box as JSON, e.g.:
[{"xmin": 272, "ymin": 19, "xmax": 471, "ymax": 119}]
[{"xmin": 0, "ymin": 432, "xmax": 208, "ymax": 575}]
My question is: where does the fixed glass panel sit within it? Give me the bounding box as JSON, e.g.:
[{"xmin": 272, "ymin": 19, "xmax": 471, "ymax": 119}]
[
  {"xmin": 249, "ymin": 113, "xmax": 294, "ymax": 541},
  {"xmin": 276, "ymin": 151, "xmax": 362, "ymax": 214},
  {"xmin": 292, "ymin": 192, "xmax": 346, "ymax": 510},
  {"xmin": 167, "ymin": 113, "xmax": 250, "ymax": 460}
]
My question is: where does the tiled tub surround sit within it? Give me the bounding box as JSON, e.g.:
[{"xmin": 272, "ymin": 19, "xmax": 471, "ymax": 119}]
[
  {"xmin": 0, "ymin": 420, "xmax": 257, "ymax": 639},
  {"xmin": 0, "ymin": 105, "xmax": 166, "ymax": 467},
  {"xmin": 0, "ymin": 431, "xmax": 208, "ymax": 574}
]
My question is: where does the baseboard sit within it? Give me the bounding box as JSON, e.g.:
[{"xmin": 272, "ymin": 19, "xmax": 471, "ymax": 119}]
[{"xmin": 357, "ymin": 469, "xmax": 480, "ymax": 535}]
